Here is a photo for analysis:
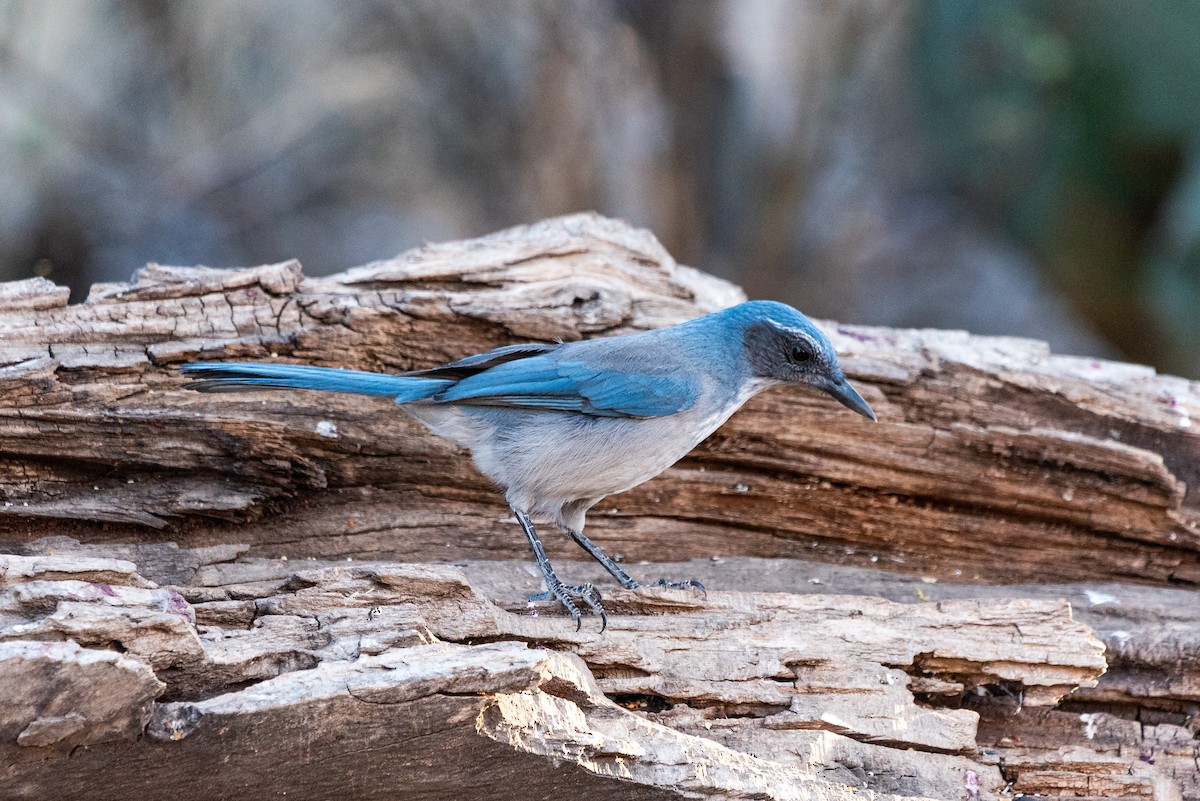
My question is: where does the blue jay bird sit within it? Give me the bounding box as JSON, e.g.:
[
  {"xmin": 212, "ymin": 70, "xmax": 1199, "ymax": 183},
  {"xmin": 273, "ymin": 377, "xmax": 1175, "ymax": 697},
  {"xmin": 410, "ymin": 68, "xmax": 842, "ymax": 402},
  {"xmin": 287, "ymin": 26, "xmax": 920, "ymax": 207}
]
[{"xmin": 181, "ymin": 300, "xmax": 875, "ymax": 629}]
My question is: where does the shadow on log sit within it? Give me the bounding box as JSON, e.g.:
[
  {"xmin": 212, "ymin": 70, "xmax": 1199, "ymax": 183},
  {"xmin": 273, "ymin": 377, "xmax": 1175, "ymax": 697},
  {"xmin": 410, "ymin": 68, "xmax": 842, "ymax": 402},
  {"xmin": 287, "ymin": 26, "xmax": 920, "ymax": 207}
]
[{"xmin": 0, "ymin": 214, "xmax": 1197, "ymax": 799}]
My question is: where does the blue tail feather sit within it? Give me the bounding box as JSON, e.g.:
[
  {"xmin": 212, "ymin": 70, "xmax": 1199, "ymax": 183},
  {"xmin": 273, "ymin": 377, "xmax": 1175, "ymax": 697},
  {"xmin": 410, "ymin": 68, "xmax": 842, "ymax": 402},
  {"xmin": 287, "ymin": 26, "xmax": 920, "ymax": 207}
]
[{"xmin": 180, "ymin": 362, "xmax": 451, "ymax": 403}]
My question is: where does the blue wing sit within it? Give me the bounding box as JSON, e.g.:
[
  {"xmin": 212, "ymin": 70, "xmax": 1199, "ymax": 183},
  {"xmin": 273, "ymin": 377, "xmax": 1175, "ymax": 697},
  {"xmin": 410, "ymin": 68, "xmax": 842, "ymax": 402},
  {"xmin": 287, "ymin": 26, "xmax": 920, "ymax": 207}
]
[
  {"xmin": 433, "ymin": 356, "xmax": 697, "ymax": 418},
  {"xmin": 404, "ymin": 342, "xmax": 561, "ymax": 380},
  {"xmin": 182, "ymin": 342, "xmax": 696, "ymax": 418}
]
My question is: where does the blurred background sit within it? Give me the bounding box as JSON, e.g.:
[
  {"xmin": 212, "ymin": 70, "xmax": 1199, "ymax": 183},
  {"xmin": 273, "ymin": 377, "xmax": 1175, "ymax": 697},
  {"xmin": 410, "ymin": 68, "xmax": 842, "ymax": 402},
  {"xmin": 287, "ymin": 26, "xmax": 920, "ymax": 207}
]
[{"xmin": 2, "ymin": 0, "xmax": 1199, "ymax": 376}]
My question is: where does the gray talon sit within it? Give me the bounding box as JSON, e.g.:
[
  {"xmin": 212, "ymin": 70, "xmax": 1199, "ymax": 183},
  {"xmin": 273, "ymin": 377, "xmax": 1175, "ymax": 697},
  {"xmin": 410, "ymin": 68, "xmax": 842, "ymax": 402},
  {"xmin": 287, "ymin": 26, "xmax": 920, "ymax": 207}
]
[
  {"xmin": 529, "ymin": 582, "xmax": 607, "ymax": 632},
  {"xmin": 649, "ymin": 578, "xmax": 706, "ymax": 596}
]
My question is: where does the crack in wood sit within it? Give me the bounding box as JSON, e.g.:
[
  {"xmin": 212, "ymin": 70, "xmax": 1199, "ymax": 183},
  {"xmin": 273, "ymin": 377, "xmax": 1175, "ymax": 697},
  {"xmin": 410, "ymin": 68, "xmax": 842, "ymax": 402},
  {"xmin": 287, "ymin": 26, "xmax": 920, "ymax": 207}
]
[{"xmin": 0, "ymin": 214, "xmax": 1197, "ymax": 799}]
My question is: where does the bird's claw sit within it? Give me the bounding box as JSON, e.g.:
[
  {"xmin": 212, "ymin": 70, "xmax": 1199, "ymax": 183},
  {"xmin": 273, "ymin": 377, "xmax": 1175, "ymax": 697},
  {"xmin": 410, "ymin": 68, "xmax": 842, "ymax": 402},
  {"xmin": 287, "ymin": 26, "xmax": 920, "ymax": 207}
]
[
  {"xmin": 642, "ymin": 577, "xmax": 707, "ymax": 597},
  {"xmin": 529, "ymin": 582, "xmax": 607, "ymax": 632}
]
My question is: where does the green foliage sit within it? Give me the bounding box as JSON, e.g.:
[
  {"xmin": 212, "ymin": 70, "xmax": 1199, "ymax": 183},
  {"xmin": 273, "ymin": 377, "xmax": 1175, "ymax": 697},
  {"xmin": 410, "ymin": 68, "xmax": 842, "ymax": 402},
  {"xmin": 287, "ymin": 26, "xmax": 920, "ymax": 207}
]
[{"xmin": 913, "ymin": 0, "xmax": 1200, "ymax": 375}]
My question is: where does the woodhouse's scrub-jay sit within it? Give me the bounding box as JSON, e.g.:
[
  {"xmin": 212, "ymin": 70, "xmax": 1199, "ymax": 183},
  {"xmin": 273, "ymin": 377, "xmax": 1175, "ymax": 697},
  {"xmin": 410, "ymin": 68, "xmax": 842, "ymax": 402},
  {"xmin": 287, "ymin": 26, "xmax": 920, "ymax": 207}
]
[{"xmin": 182, "ymin": 300, "xmax": 876, "ymax": 628}]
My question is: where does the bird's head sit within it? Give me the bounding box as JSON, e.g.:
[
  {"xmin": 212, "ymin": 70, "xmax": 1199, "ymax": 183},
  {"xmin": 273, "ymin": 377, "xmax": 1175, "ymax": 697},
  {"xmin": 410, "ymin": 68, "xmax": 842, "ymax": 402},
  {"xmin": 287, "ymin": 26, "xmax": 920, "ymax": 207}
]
[{"xmin": 732, "ymin": 301, "xmax": 876, "ymax": 421}]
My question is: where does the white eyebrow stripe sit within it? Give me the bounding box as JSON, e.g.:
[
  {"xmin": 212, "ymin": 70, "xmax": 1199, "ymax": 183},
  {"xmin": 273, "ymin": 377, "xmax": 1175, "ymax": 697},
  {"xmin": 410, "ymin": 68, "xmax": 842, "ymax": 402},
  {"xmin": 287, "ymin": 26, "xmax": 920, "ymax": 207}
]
[
  {"xmin": 766, "ymin": 321, "xmax": 829, "ymax": 363},
  {"xmin": 769, "ymin": 322, "xmax": 820, "ymax": 347}
]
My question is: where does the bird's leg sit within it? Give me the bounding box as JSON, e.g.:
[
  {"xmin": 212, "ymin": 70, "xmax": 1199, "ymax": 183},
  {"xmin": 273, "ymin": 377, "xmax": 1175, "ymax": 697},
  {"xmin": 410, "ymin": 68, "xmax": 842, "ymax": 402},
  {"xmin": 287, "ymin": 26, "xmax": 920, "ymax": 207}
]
[
  {"xmin": 563, "ymin": 527, "xmax": 706, "ymax": 596},
  {"xmin": 562, "ymin": 527, "xmax": 640, "ymax": 589},
  {"xmin": 513, "ymin": 508, "xmax": 606, "ymax": 631}
]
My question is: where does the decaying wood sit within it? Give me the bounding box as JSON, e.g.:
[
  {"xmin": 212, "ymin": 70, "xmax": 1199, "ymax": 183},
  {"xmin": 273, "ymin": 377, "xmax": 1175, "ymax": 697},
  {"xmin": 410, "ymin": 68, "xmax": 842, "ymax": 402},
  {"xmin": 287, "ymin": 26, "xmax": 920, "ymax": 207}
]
[
  {"xmin": 0, "ymin": 213, "xmax": 1197, "ymax": 799},
  {"xmin": 6, "ymin": 546, "xmax": 1200, "ymax": 800},
  {"xmin": 1, "ymin": 550, "xmax": 1110, "ymax": 801},
  {"xmin": 0, "ymin": 213, "xmax": 1194, "ymax": 584}
]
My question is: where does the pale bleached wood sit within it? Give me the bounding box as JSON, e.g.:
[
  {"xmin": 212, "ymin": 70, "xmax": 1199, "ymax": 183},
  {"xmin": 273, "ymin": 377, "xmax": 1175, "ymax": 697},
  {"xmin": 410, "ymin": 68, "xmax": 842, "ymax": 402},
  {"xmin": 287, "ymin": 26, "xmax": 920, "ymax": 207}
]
[
  {"xmin": 6, "ymin": 544, "xmax": 1194, "ymax": 799},
  {"xmin": 0, "ymin": 552, "xmax": 1112, "ymax": 800},
  {"xmin": 462, "ymin": 554, "xmax": 1200, "ymax": 801}
]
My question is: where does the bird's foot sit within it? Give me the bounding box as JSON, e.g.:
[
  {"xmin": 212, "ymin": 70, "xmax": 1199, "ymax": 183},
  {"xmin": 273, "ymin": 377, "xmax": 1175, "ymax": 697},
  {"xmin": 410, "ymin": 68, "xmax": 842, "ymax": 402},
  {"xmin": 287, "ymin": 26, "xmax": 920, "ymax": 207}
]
[
  {"xmin": 638, "ymin": 577, "xmax": 707, "ymax": 597},
  {"xmin": 529, "ymin": 582, "xmax": 607, "ymax": 632}
]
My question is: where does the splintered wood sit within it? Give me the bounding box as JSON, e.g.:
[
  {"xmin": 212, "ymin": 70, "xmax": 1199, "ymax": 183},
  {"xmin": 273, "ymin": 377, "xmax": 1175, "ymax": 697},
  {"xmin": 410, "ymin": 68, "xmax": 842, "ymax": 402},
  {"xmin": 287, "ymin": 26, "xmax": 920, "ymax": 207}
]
[
  {"xmin": 2, "ymin": 552, "xmax": 1110, "ymax": 801},
  {"xmin": 0, "ymin": 213, "xmax": 1197, "ymax": 799},
  {"xmin": 0, "ymin": 214, "xmax": 1194, "ymax": 585}
]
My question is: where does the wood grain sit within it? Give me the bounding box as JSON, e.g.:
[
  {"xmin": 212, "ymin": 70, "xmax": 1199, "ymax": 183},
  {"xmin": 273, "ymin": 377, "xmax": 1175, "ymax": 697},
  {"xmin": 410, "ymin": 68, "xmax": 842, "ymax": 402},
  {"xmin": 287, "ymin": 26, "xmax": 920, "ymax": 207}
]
[
  {"xmin": 1, "ymin": 551, "xmax": 1111, "ymax": 800},
  {"xmin": 0, "ymin": 213, "xmax": 1197, "ymax": 799},
  {"xmin": 0, "ymin": 213, "xmax": 1195, "ymax": 587}
]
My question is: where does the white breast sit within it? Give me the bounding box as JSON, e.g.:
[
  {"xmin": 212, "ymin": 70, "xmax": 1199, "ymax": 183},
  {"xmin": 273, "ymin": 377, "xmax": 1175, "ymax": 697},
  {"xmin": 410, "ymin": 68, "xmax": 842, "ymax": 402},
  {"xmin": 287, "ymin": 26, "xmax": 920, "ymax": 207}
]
[{"xmin": 399, "ymin": 375, "xmax": 775, "ymax": 523}]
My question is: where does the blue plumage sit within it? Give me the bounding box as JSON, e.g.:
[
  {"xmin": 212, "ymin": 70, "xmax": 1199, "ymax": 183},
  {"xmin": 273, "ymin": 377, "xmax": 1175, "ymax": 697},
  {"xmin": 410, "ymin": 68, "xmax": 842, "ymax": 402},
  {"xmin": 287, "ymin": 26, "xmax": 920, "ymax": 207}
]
[
  {"xmin": 183, "ymin": 362, "xmax": 452, "ymax": 403},
  {"xmin": 186, "ymin": 349, "xmax": 697, "ymax": 418},
  {"xmin": 434, "ymin": 356, "xmax": 696, "ymax": 417},
  {"xmin": 181, "ymin": 299, "xmax": 875, "ymax": 629}
]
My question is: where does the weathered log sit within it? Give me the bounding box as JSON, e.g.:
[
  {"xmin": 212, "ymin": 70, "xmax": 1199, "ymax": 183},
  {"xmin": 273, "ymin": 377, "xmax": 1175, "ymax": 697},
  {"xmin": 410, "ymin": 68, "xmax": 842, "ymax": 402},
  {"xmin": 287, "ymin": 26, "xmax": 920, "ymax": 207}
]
[
  {"xmin": 6, "ymin": 546, "xmax": 1200, "ymax": 800},
  {"xmin": 0, "ymin": 213, "xmax": 1195, "ymax": 585},
  {"xmin": 0, "ymin": 213, "xmax": 1197, "ymax": 799},
  {"xmin": 1, "ymin": 551, "xmax": 1111, "ymax": 800}
]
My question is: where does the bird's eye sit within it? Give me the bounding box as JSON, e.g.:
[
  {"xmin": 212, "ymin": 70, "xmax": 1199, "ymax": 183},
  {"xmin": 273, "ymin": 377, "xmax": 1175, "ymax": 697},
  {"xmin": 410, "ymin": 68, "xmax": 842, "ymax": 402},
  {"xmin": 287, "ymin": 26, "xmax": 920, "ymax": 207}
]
[{"xmin": 792, "ymin": 344, "xmax": 813, "ymax": 363}]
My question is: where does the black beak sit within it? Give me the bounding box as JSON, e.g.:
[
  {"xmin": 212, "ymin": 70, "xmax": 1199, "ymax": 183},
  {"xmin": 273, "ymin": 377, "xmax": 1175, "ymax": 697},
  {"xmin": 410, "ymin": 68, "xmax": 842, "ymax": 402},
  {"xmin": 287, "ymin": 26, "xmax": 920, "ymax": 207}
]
[{"xmin": 822, "ymin": 376, "xmax": 877, "ymax": 421}]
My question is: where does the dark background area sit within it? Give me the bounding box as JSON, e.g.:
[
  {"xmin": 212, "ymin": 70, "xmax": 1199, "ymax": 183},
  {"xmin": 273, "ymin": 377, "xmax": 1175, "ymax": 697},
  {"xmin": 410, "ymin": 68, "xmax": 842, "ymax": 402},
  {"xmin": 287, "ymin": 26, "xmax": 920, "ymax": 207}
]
[{"xmin": 3, "ymin": 0, "xmax": 1199, "ymax": 376}]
